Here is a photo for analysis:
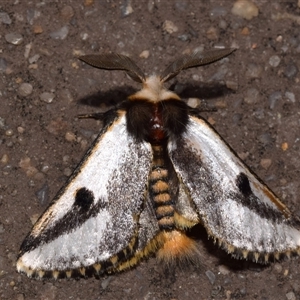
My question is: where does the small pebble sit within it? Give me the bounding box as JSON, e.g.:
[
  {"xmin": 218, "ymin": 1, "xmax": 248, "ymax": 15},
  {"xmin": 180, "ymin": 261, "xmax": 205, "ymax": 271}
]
[
  {"xmin": 34, "ymin": 172, "xmax": 45, "ymax": 181},
  {"xmin": 139, "ymin": 50, "xmax": 150, "ymax": 59},
  {"xmin": 80, "ymin": 32, "xmax": 89, "ymax": 41},
  {"xmin": 218, "ymin": 265, "xmax": 230, "ymax": 275},
  {"xmin": 162, "ymin": 20, "xmax": 178, "ymax": 34},
  {"xmin": 258, "ymin": 132, "xmax": 273, "ymax": 145},
  {"xmin": 211, "ymin": 285, "xmax": 223, "ymax": 297},
  {"xmin": 60, "ymin": 5, "xmax": 74, "ymax": 21},
  {"xmin": 41, "ymin": 164, "xmax": 50, "ymax": 173},
  {"xmin": 28, "ymin": 54, "xmax": 40, "ymax": 64},
  {"xmin": 245, "ymin": 63, "xmax": 263, "ymax": 79},
  {"xmin": 50, "ymin": 26, "xmax": 69, "ymax": 40},
  {"xmin": 0, "ymin": 12, "xmax": 12, "ymax": 24},
  {"xmin": 24, "ymin": 42, "xmax": 32, "ymax": 59},
  {"xmin": 5, "ymin": 129, "xmax": 13, "ymax": 136},
  {"xmin": 281, "ymin": 142, "xmax": 288, "ymax": 151},
  {"xmin": 27, "ymin": 9, "xmax": 40, "ymax": 25},
  {"xmin": 260, "ymin": 158, "xmax": 272, "ymax": 169},
  {"xmin": 63, "ymin": 167, "xmax": 73, "ymax": 177},
  {"xmin": 269, "ymin": 55, "xmax": 281, "ymax": 67},
  {"xmin": 276, "ymin": 35, "xmax": 283, "ymax": 42},
  {"xmin": 178, "ymin": 34, "xmax": 190, "ymax": 42},
  {"xmin": 17, "ymin": 126, "xmax": 25, "ymax": 134},
  {"xmin": 284, "ymin": 63, "xmax": 298, "ymax": 79},
  {"xmin": 269, "ymin": 91, "xmax": 282, "ymax": 109},
  {"xmin": 187, "ymin": 98, "xmax": 200, "ymax": 108},
  {"xmin": 226, "ymin": 80, "xmax": 239, "ymax": 91},
  {"xmin": 65, "ymin": 131, "xmax": 76, "ymax": 142},
  {"xmin": 240, "ymin": 27, "xmax": 250, "ymax": 35},
  {"xmin": 18, "ymin": 83, "xmax": 33, "ymax": 97},
  {"xmin": 218, "ymin": 19, "xmax": 227, "ymax": 30},
  {"xmin": 81, "ymin": 139, "xmax": 88, "ymax": 150},
  {"xmin": 215, "ymin": 100, "xmax": 227, "ymax": 108},
  {"xmin": 84, "ymin": 0, "xmax": 94, "ymax": 5},
  {"xmin": 292, "ymin": 282, "xmax": 300, "ymax": 293},
  {"xmin": 210, "ymin": 6, "xmax": 228, "ymax": 17},
  {"xmin": 5, "ymin": 33, "xmax": 24, "ymax": 45},
  {"xmin": 19, "ymin": 157, "xmax": 39, "ymax": 177},
  {"xmin": 46, "ymin": 119, "xmax": 68, "ymax": 135},
  {"xmin": 206, "ymin": 26, "xmax": 219, "ymax": 40},
  {"xmin": 273, "ymin": 263, "xmax": 283, "ymax": 273},
  {"xmin": 1, "ymin": 154, "xmax": 9, "ymax": 164},
  {"xmin": 286, "ymin": 291, "xmax": 296, "ymax": 300},
  {"xmin": 231, "ymin": 0, "xmax": 259, "ymax": 20},
  {"xmin": 244, "ymin": 87, "xmax": 259, "ymax": 104},
  {"xmin": 147, "ymin": 0, "xmax": 154, "ymax": 13},
  {"xmin": 285, "ymin": 91, "xmax": 295, "ymax": 103},
  {"xmin": 30, "ymin": 214, "xmax": 40, "ymax": 225},
  {"xmin": 209, "ymin": 65, "xmax": 229, "ymax": 81},
  {"xmin": 16, "ymin": 294, "xmax": 25, "ymax": 300},
  {"xmin": 10, "ymin": 280, "xmax": 16, "ymax": 287},
  {"xmin": 121, "ymin": 0, "xmax": 134, "ymax": 17},
  {"xmin": 101, "ymin": 277, "xmax": 112, "ymax": 289},
  {"xmin": 40, "ymin": 283, "xmax": 58, "ymax": 300},
  {"xmin": 205, "ymin": 270, "xmax": 216, "ymax": 285},
  {"xmin": 36, "ymin": 182, "xmax": 50, "ymax": 206},
  {"xmin": 0, "ymin": 58, "xmax": 8, "ymax": 72},
  {"xmin": 208, "ymin": 117, "xmax": 216, "ymax": 125},
  {"xmin": 40, "ymin": 92, "xmax": 55, "ymax": 103},
  {"xmin": 60, "ymin": 89, "xmax": 74, "ymax": 103},
  {"xmin": 0, "ymin": 117, "xmax": 6, "ymax": 129},
  {"xmin": 33, "ymin": 24, "xmax": 43, "ymax": 34}
]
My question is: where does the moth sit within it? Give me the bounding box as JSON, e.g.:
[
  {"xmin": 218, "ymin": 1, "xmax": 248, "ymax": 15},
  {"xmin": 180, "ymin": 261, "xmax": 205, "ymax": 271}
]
[{"xmin": 17, "ymin": 48, "xmax": 300, "ymax": 279}]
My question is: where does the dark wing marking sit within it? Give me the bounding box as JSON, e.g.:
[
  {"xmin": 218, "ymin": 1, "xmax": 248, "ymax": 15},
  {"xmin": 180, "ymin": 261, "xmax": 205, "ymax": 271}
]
[
  {"xmin": 17, "ymin": 112, "xmax": 153, "ymax": 276},
  {"xmin": 79, "ymin": 53, "xmax": 145, "ymax": 83},
  {"xmin": 160, "ymin": 48, "xmax": 236, "ymax": 83},
  {"xmin": 168, "ymin": 115, "xmax": 300, "ymax": 260}
]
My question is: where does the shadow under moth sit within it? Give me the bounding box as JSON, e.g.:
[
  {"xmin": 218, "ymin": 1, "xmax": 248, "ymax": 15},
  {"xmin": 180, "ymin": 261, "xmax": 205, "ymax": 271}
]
[{"xmin": 17, "ymin": 48, "xmax": 300, "ymax": 279}]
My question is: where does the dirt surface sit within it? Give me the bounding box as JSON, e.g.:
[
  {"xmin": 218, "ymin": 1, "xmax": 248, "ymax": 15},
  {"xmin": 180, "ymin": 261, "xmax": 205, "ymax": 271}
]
[{"xmin": 1, "ymin": 1, "xmax": 300, "ymax": 299}]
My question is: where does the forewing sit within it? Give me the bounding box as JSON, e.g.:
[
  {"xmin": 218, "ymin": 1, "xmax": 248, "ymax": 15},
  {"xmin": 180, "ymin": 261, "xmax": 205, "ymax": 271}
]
[
  {"xmin": 17, "ymin": 112, "xmax": 153, "ymax": 276},
  {"xmin": 168, "ymin": 115, "xmax": 300, "ymax": 260}
]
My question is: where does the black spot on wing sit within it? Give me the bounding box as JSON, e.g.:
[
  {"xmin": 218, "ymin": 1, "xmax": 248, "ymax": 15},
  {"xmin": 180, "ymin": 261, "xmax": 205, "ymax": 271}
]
[
  {"xmin": 236, "ymin": 172, "xmax": 252, "ymax": 197},
  {"xmin": 74, "ymin": 188, "xmax": 94, "ymax": 211}
]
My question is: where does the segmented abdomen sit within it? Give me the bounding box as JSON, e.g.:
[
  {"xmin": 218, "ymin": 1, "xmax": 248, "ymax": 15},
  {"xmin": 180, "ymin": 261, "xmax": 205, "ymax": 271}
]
[{"xmin": 149, "ymin": 145, "xmax": 175, "ymax": 230}]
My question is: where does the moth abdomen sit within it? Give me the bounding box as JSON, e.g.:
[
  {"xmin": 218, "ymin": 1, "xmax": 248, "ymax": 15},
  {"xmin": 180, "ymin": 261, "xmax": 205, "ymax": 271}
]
[{"xmin": 150, "ymin": 145, "xmax": 175, "ymax": 231}]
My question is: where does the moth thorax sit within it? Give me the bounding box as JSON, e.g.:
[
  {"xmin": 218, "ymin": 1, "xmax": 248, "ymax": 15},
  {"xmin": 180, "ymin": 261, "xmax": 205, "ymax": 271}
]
[{"xmin": 131, "ymin": 75, "xmax": 180, "ymax": 103}]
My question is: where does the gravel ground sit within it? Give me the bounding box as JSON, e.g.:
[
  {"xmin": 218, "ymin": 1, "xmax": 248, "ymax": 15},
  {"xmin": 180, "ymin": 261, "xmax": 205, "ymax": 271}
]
[{"xmin": 1, "ymin": 1, "xmax": 300, "ymax": 299}]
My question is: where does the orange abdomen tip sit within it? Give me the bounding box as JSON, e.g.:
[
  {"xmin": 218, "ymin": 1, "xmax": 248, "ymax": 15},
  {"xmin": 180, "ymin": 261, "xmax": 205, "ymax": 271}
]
[{"xmin": 157, "ymin": 230, "xmax": 198, "ymax": 262}]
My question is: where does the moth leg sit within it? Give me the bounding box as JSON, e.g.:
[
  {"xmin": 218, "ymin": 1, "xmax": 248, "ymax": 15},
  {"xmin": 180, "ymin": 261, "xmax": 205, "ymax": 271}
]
[{"xmin": 77, "ymin": 112, "xmax": 106, "ymax": 120}]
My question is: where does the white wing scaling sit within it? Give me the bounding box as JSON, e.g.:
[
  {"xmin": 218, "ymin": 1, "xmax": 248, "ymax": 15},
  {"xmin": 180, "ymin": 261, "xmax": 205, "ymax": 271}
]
[
  {"xmin": 17, "ymin": 112, "xmax": 152, "ymax": 274},
  {"xmin": 168, "ymin": 115, "xmax": 300, "ymax": 259}
]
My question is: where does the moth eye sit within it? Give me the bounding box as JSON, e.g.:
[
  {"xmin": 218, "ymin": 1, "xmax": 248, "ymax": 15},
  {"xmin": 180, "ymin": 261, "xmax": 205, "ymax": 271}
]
[
  {"xmin": 74, "ymin": 187, "xmax": 94, "ymax": 211},
  {"xmin": 236, "ymin": 172, "xmax": 252, "ymax": 197}
]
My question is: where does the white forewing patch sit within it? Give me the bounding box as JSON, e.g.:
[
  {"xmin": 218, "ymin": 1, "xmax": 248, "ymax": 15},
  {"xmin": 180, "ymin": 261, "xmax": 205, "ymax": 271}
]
[
  {"xmin": 218, "ymin": 197, "xmax": 300, "ymax": 252},
  {"xmin": 20, "ymin": 209, "xmax": 111, "ymax": 270}
]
